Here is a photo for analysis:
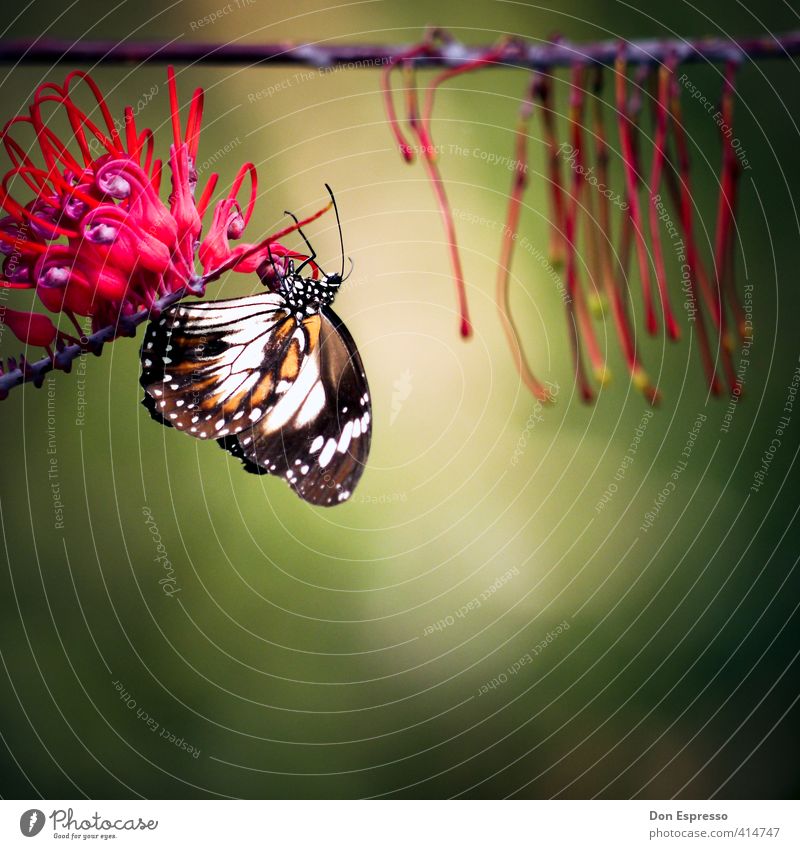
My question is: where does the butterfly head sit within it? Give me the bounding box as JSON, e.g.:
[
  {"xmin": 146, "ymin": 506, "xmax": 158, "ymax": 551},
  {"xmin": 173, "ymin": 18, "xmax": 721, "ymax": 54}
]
[
  {"xmin": 272, "ymin": 185, "xmax": 350, "ymax": 321},
  {"xmin": 283, "ymin": 263, "xmax": 343, "ymax": 319}
]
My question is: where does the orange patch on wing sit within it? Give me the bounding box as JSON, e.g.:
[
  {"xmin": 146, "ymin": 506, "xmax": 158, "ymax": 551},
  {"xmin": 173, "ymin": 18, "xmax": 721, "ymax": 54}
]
[
  {"xmin": 222, "ymin": 393, "xmax": 247, "ymax": 417},
  {"xmin": 302, "ymin": 313, "xmax": 321, "ymax": 344},
  {"xmin": 272, "ymin": 320, "xmax": 296, "ymax": 344},
  {"xmin": 249, "ymin": 372, "xmax": 274, "ymax": 408},
  {"xmin": 279, "ymin": 338, "xmax": 301, "ymax": 381},
  {"xmin": 168, "ymin": 359, "xmax": 201, "ymax": 375}
]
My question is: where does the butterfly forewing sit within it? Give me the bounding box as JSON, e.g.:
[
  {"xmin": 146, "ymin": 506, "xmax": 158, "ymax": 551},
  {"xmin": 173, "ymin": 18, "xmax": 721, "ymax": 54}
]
[
  {"xmin": 140, "ymin": 293, "xmax": 300, "ymax": 439},
  {"xmin": 140, "ymin": 297, "xmax": 371, "ymax": 506}
]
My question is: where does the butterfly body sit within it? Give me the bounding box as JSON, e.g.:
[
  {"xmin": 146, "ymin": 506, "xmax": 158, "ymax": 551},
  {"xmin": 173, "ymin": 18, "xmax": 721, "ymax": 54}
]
[
  {"xmin": 140, "ymin": 222, "xmax": 371, "ymax": 506},
  {"xmin": 278, "ymin": 257, "xmax": 342, "ymax": 321}
]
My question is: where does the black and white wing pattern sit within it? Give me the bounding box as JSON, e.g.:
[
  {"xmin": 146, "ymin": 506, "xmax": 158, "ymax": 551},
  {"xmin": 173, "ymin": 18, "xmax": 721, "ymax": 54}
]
[
  {"xmin": 218, "ymin": 307, "xmax": 371, "ymax": 505},
  {"xmin": 140, "ymin": 293, "xmax": 293, "ymax": 437},
  {"xmin": 140, "ymin": 295, "xmax": 371, "ymax": 506}
]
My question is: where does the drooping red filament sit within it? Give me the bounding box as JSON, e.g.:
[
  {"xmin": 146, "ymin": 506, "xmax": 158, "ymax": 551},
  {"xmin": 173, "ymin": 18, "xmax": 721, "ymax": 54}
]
[
  {"xmin": 588, "ymin": 67, "xmax": 659, "ymax": 404},
  {"xmin": 647, "ymin": 60, "xmax": 682, "ymax": 342},
  {"xmin": 666, "ymin": 72, "xmax": 735, "ymax": 395},
  {"xmin": 376, "ymin": 35, "xmax": 750, "ymax": 405},
  {"xmin": 562, "ymin": 64, "xmax": 602, "ymax": 403},
  {"xmin": 382, "ymin": 36, "xmax": 520, "ymax": 340},
  {"xmin": 616, "ymin": 49, "xmax": 658, "ymax": 337},
  {"xmin": 495, "ymin": 73, "xmax": 553, "ymax": 402},
  {"xmin": 714, "ymin": 61, "xmax": 747, "ymax": 348},
  {"xmin": 533, "ymin": 74, "xmax": 568, "ymax": 269}
]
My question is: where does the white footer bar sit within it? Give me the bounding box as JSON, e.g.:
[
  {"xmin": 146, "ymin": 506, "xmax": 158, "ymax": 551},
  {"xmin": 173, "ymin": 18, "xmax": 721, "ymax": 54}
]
[{"xmin": 2, "ymin": 799, "xmax": 797, "ymax": 848}]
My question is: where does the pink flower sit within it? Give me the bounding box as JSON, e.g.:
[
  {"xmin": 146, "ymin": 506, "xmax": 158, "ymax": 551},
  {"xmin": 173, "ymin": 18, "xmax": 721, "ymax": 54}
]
[{"xmin": 0, "ymin": 67, "xmax": 331, "ymax": 356}]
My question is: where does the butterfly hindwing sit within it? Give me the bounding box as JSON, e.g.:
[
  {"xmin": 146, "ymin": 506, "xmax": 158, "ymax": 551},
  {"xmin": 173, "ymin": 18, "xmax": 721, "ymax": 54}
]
[{"xmin": 218, "ymin": 307, "xmax": 372, "ymax": 506}]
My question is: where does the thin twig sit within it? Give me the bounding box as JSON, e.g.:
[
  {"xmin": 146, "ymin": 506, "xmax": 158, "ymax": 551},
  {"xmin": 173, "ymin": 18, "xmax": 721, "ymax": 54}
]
[
  {"xmin": 1, "ymin": 33, "xmax": 798, "ymax": 67},
  {"xmin": 0, "ymin": 288, "xmax": 183, "ymax": 398}
]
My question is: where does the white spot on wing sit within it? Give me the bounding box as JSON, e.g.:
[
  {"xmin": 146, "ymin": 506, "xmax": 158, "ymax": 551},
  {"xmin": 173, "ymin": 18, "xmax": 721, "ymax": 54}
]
[
  {"xmin": 295, "ymin": 381, "xmax": 325, "ymax": 427},
  {"xmin": 337, "ymin": 420, "xmax": 354, "ymax": 454},
  {"xmin": 318, "ymin": 438, "xmax": 337, "ymax": 469}
]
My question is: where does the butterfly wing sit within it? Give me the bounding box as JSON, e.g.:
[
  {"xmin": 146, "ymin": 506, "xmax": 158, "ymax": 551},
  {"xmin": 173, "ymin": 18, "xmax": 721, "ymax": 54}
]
[
  {"xmin": 218, "ymin": 306, "xmax": 372, "ymax": 506},
  {"xmin": 140, "ymin": 292, "xmax": 301, "ymax": 438},
  {"xmin": 140, "ymin": 296, "xmax": 371, "ymax": 506}
]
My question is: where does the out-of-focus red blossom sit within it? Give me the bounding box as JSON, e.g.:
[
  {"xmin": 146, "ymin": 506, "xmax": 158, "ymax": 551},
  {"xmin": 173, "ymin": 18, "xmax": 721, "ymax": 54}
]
[{"xmin": 0, "ymin": 67, "xmax": 318, "ymax": 355}]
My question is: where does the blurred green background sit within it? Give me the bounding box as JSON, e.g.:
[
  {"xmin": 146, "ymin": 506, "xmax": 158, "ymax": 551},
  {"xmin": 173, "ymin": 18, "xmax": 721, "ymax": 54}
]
[{"xmin": 1, "ymin": 0, "xmax": 798, "ymax": 799}]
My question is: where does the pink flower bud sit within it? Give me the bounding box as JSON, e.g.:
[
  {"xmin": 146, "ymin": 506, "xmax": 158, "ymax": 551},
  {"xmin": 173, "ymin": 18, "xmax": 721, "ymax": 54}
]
[{"xmin": 1, "ymin": 308, "xmax": 57, "ymax": 347}]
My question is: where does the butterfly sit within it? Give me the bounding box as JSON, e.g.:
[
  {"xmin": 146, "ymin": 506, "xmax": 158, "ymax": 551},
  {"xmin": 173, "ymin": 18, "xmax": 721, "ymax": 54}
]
[{"xmin": 139, "ymin": 186, "xmax": 371, "ymax": 506}]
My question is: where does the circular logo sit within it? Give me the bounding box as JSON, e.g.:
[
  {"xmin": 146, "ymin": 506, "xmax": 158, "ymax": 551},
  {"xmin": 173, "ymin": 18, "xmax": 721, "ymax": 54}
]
[{"xmin": 19, "ymin": 809, "xmax": 46, "ymax": 837}]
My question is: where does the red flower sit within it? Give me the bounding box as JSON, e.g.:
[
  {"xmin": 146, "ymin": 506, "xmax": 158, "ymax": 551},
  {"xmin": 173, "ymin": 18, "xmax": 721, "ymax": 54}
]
[{"xmin": 0, "ymin": 67, "xmax": 330, "ymax": 357}]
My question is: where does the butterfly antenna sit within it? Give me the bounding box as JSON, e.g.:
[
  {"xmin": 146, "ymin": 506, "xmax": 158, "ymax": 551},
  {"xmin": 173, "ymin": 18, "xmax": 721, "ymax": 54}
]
[
  {"xmin": 325, "ymin": 183, "xmax": 345, "ymax": 278},
  {"xmin": 284, "ymin": 209, "xmax": 319, "ymax": 275}
]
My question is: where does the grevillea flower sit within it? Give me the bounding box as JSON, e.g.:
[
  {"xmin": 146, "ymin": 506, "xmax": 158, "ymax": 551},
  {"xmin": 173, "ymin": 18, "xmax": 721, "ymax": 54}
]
[
  {"xmin": 0, "ymin": 67, "xmax": 330, "ymax": 363},
  {"xmin": 383, "ymin": 31, "xmax": 748, "ymax": 405}
]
